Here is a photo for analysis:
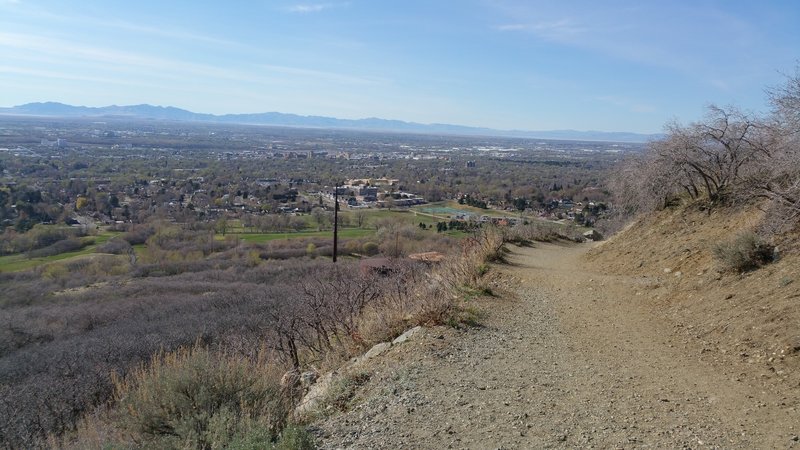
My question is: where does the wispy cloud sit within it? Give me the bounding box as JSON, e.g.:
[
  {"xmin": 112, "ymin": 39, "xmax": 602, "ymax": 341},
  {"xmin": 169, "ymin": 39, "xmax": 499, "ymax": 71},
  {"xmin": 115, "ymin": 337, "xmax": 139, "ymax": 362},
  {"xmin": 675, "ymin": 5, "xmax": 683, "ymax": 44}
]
[
  {"xmin": 595, "ymin": 95, "xmax": 656, "ymax": 114},
  {"xmin": 0, "ymin": 32, "xmax": 265, "ymax": 83},
  {"xmin": 50, "ymin": 12, "xmax": 248, "ymax": 49},
  {"xmin": 489, "ymin": 2, "xmax": 769, "ymax": 92},
  {"xmin": 495, "ymin": 24, "xmax": 524, "ymax": 31},
  {"xmin": 97, "ymin": 20, "xmax": 243, "ymax": 48},
  {"xmin": 496, "ymin": 19, "xmax": 587, "ymax": 40},
  {"xmin": 283, "ymin": 3, "xmax": 348, "ymax": 13},
  {"xmin": 259, "ymin": 64, "xmax": 386, "ymax": 85},
  {"xmin": 0, "ymin": 31, "xmax": 382, "ymax": 90},
  {"xmin": 0, "ymin": 65, "xmax": 164, "ymax": 89},
  {"xmin": 0, "ymin": 5, "xmax": 251, "ymax": 52},
  {"xmin": 286, "ymin": 4, "xmax": 326, "ymax": 13},
  {"xmin": 709, "ymin": 79, "xmax": 731, "ymax": 91}
]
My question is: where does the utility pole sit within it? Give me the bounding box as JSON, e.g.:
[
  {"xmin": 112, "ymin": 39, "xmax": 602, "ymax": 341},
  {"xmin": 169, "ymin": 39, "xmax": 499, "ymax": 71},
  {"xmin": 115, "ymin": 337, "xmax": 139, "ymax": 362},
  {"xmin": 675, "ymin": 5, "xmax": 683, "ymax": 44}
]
[{"xmin": 333, "ymin": 182, "xmax": 339, "ymax": 263}]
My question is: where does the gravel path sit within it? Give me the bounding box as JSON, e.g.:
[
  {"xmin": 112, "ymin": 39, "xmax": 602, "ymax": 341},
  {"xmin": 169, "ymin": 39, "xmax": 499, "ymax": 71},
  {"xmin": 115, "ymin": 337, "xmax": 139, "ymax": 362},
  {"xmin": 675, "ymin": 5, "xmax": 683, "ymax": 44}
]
[{"xmin": 313, "ymin": 242, "xmax": 799, "ymax": 449}]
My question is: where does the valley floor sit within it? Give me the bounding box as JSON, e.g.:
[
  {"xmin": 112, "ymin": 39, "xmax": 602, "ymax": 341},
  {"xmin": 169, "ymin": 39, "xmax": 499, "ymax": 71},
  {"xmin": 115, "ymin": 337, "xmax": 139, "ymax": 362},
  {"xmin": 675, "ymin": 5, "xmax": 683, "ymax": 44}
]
[{"xmin": 313, "ymin": 242, "xmax": 799, "ymax": 448}]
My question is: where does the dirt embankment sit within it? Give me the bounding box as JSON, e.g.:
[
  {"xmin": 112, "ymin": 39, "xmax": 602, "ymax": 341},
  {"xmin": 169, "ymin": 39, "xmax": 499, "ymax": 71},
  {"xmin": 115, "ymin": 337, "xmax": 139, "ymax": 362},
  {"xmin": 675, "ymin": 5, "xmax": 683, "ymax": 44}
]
[
  {"xmin": 587, "ymin": 205, "xmax": 800, "ymax": 392},
  {"xmin": 310, "ymin": 229, "xmax": 799, "ymax": 448}
]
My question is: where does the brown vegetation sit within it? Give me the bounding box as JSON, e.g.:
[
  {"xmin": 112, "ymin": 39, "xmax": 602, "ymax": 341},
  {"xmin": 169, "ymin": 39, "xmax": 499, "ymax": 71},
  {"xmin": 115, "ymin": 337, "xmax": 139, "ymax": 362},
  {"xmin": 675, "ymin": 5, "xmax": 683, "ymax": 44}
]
[
  {"xmin": 0, "ymin": 217, "xmax": 506, "ymax": 448},
  {"xmin": 607, "ymin": 69, "xmax": 800, "ymax": 240},
  {"xmin": 589, "ymin": 70, "xmax": 800, "ymax": 420}
]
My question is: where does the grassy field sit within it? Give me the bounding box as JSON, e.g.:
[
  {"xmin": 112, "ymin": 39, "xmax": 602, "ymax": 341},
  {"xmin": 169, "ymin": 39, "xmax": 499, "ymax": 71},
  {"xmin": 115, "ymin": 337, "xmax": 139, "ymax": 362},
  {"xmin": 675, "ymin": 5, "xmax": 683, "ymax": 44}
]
[
  {"xmin": 412, "ymin": 200, "xmax": 521, "ymax": 219},
  {"xmin": 0, "ymin": 231, "xmax": 121, "ymax": 273},
  {"xmin": 355, "ymin": 208, "xmax": 441, "ymax": 227},
  {"xmin": 230, "ymin": 228, "xmax": 375, "ymax": 243},
  {"xmin": 0, "ymin": 211, "xmax": 471, "ymax": 273},
  {"xmin": 222, "ymin": 207, "xmax": 478, "ymax": 236},
  {"xmin": 221, "ymin": 209, "xmax": 474, "ymax": 243},
  {"xmin": 0, "ymin": 246, "xmax": 97, "ymax": 272}
]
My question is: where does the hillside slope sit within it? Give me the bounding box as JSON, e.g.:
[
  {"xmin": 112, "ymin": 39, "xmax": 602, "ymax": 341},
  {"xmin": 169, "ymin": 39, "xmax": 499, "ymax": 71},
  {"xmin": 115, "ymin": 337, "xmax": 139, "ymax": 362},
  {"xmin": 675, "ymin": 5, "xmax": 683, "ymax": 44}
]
[
  {"xmin": 310, "ymin": 239, "xmax": 799, "ymax": 448},
  {"xmin": 587, "ymin": 204, "xmax": 800, "ymax": 391}
]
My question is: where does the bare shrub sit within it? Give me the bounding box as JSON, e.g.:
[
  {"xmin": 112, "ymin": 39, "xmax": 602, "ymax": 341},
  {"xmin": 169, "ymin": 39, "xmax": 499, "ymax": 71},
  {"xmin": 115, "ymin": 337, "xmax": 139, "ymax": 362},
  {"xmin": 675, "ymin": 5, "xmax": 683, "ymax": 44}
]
[
  {"xmin": 0, "ymin": 272, "xmax": 58, "ymax": 307},
  {"xmin": 0, "ymin": 258, "xmax": 328, "ymax": 447},
  {"xmin": 106, "ymin": 222, "xmax": 128, "ymax": 232},
  {"xmin": 361, "ymin": 241, "xmax": 379, "ymax": 256},
  {"xmin": 0, "ymin": 223, "xmax": 481, "ymax": 447},
  {"xmin": 120, "ymin": 224, "xmax": 155, "ymax": 245},
  {"xmin": 438, "ymin": 226, "xmax": 504, "ymax": 294},
  {"xmin": 608, "ymin": 151, "xmax": 682, "ymax": 217},
  {"xmin": 655, "ymin": 106, "xmax": 769, "ymax": 206},
  {"xmin": 256, "ymin": 238, "xmax": 332, "ymax": 260},
  {"xmin": 266, "ymin": 264, "xmax": 382, "ymax": 368},
  {"xmin": 358, "ymin": 261, "xmax": 436, "ymax": 344},
  {"xmin": 758, "ymin": 199, "xmax": 800, "ymax": 240},
  {"xmin": 474, "ymin": 226, "xmax": 507, "ymax": 263},
  {"xmin": 742, "ymin": 73, "xmax": 800, "ymax": 235},
  {"xmin": 29, "ymin": 225, "xmax": 79, "ymax": 250},
  {"xmin": 27, "ymin": 237, "xmax": 90, "ymax": 258},
  {"xmin": 1, "ymin": 225, "xmax": 84, "ymax": 255},
  {"xmin": 608, "ymin": 69, "xmax": 800, "ymax": 239},
  {"xmin": 95, "ymin": 237, "xmax": 132, "ymax": 255},
  {"xmin": 712, "ymin": 231, "xmax": 775, "ymax": 273},
  {"xmin": 769, "ymin": 65, "xmax": 800, "ymax": 129},
  {"xmin": 407, "ymin": 277, "xmax": 458, "ymax": 326}
]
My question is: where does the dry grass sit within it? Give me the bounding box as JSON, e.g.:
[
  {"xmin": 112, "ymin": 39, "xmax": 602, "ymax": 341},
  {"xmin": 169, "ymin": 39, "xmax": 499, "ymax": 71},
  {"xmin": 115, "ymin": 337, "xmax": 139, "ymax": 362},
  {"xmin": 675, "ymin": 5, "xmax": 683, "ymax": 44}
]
[
  {"xmin": 60, "ymin": 344, "xmax": 296, "ymax": 450},
  {"xmin": 320, "ymin": 370, "xmax": 372, "ymax": 413},
  {"xmin": 437, "ymin": 226, "xmax": 505, "ymax": 294},
  {"xmin": 355, "ymin": 227, "xmax": 503, "ymax": 347},
  {"xmin": 5, "ymin": 223, "xmax": 501, "ymax": 448},
  {"xmin": 505, "ymin": 221, "xmax": 585, "ymax": 245},
  {"xmin": 63, "ymin": 227, "xmax": 500, "ymax": 448}
]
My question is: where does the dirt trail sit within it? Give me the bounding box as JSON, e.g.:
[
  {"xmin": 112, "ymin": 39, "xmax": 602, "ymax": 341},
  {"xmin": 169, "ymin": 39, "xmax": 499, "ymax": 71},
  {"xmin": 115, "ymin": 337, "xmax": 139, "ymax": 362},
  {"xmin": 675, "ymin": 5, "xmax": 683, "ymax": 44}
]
[{"xmin": 314, "ymin": 242, "xmax": 799, "ymax": 449}]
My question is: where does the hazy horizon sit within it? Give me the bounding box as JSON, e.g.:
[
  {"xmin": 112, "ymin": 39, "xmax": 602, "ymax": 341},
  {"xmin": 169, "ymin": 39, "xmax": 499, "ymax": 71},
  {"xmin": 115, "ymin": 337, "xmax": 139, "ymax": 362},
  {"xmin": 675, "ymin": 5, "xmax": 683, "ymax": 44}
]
[{"xmin": 1, "ymin": 1, "xmax": 798, "ymax": 133}]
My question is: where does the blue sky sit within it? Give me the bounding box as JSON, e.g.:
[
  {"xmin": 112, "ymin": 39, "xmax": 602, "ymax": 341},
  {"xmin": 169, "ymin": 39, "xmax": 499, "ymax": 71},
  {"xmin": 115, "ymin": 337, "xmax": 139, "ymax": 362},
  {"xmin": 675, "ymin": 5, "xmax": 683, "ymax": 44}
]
[{"xmin": 0, "ymin": 0, "xmax": 797, "ymax": 133}]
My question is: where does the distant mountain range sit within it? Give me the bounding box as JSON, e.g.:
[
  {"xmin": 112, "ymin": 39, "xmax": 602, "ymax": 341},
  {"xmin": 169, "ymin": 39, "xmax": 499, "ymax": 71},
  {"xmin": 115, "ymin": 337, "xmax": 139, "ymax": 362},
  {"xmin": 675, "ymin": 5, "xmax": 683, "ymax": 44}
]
[{"xmin": 0, "ymin": 102, "xmax": 660, "ymax": 143}]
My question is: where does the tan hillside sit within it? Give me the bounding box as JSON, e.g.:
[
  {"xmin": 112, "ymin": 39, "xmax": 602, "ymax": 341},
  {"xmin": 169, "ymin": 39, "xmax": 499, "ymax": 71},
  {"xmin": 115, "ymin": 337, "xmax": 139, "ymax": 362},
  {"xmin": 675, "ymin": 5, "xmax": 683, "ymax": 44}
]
[{"xmin": 587, "ymin": 204, "xmax": 800, "ymax": 391}]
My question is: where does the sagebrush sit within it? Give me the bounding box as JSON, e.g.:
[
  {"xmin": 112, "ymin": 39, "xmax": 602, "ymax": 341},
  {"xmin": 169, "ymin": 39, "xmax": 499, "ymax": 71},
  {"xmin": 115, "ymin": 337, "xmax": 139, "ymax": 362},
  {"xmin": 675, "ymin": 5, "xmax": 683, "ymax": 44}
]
[{"xmin": 713, "ymin": 232, "xmax": 775, "ymax": 273}]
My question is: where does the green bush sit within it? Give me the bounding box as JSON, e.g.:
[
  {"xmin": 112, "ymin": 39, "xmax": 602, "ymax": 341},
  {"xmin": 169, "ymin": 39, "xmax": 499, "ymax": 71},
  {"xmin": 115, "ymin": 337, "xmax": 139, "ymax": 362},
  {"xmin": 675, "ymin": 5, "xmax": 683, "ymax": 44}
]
[
  {"xmin": 113, "ymin": 345, "xmax": 289, "ymax": 449},
  {"xmin": 361, "ymin": 241, "xmax": 379, "ymax": 256},
  {"xmin": 713, "ymin": 231, "xmax": 774, "ymax": 272},
  {"xmin": 305, "ymin": 242, "xmax": 317, "ymax": 258},
  {"xmin": 273, "ymin": 425, "xmax": 316, "ymax": 450},
  {"xmin": 227, "ymin": 423, "xmax": 315, "ymax": 450}
]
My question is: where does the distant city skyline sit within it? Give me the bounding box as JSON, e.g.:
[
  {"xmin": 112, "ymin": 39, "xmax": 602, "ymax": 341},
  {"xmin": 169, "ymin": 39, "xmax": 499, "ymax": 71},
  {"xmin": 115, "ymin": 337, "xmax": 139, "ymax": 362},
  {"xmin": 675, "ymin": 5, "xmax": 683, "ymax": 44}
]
[{"xmin": 0, "ymin": 0, "xmax": 797, "ymax": 134}]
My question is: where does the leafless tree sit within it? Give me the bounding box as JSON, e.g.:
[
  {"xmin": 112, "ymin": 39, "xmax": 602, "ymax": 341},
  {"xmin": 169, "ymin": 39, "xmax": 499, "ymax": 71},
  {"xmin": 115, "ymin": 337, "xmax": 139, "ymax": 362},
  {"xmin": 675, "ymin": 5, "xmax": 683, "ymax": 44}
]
[
  {"xmin": 769, "ymin": 66, "xmax": 800, "ymax": 129},
  {"xmin": 748, "ymin": 69, "xmax": 800, "ymax": 234},
  {"xmin": 609, "ymin": 151, "xmax": 681, "ymax": 215},
  {"xmin": 310, "ymin": 207, "xmax": 331, "ymax": 230},
  {"xmin": 607, "ymin": 68, "xmax": 800, "ymax": 236},
  {"xmin": 653, "ymin": 106, "xmax": 768, "ymax": 206}
]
